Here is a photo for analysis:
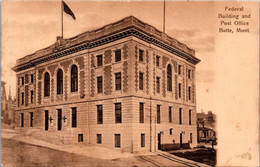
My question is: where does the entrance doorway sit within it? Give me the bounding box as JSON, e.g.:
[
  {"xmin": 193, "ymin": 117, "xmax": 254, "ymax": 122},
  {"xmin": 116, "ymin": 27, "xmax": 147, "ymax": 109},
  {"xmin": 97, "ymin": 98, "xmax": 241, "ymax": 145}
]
[
  {"xmin": 57, "ymin": 109, "xmax": 62, "ymax": 131},
  {"xmin": 180, "ymin": 133, "xmax": 183, "ymax": 148},
  {"xmin": 158, "ymin": 133, "xmax": 161, "ymax": 150},
  {"xmin": 45, "ymin": 110, "xmax": 49, "ymax": 131}
]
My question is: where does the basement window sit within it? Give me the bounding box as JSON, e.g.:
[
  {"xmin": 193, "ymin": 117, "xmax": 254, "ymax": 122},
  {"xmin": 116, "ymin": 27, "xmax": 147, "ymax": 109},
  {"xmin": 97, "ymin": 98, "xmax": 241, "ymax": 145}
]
[{"xmin": 78, "ymin": 134, "xmax": 83, "ymax": 142}]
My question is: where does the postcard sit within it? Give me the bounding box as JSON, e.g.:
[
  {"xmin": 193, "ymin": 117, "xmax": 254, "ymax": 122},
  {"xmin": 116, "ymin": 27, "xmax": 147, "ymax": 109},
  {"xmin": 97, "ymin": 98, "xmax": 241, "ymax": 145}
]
[{"xmin": 1, "ymin": 1, "xmax": 259, "ymax": 166}]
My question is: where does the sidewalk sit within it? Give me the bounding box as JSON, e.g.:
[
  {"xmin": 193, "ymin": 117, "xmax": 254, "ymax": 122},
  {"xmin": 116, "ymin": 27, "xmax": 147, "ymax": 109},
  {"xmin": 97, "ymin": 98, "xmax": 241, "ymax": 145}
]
[
  {"xmin": 1, "ymin": 129, "xmax": 210, "ymax": 167},
  {"xmin": 1, "ymin": 129, "xmax": 134, "ymax": 160}
]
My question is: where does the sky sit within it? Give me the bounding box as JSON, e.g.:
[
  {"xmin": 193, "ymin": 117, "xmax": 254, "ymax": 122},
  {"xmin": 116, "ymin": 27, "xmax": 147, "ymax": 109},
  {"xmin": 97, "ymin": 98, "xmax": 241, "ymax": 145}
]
[
  {"xmin": 1, "ymin": 1, "xmax": 259, "ymax": 165},
  {"xmin": 2, "ymin": 1, "xmax": 217, "ymax": 113}
]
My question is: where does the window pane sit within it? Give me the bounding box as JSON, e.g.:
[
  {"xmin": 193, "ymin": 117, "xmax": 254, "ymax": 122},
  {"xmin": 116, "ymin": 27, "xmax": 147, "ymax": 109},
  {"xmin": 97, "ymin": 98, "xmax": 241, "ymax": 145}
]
[
  {"xmin": 97, "ymin": 76, "xmax": 103, "ymax": 93},
  {"xmin": 72, "ymin": 108, "xmax": 77, "ymax": 128},
  {"xmin": 115, "ymin": 134, "xmax": 120, "ymax": 147},
  {"xmin": 115, "ymin": 73, "xmax": 121, "ymax": 90},
  {"xmin": 157, "ymin": 105, "xmax": 160, "ymax": 124},
  {"xmin": 139, "ymin": 73, "xmax": 143, "ymax": 90},
  {"xmin": 30, "ymin": 112, "xmax": 33, "ymax": 127},
  {"xmin": 167, "ymin": 65, "xmax": 172, "ymax": 91},
  {"xmin": 57, "ymin": 69, "xmax": 63, "ymax": 95},
  {"xmin": 97, "ymin": 134, "xmax": 102, "ymax": 144},
  {"xmin": 179, "ymin": 83, "xmax": 182, "ymax": 98},
  {"xmin": 115, "ymin": 103, "xmax": 122, "ymax": 123},
  {"xmin": 21, "ymin": 113, "xmax": 24, "ymax": 127},
  {"xmin": 141, "ymin": 134, "xmax": 145, "ymax": 147},
  {"xmin": 189, "ymin": 110, "xmax": 192, "ymax": 125},
  {"xmin": 188, "ymin": 87, "xmax": 191, "ymax": 100},
  {"xmin": 97, "ymin": 105, "xmax": 103, "ymax": 124},
  {"xmin": 115, "ymin": 50, "xmax": 121, "ymax": 62},
  {"xmin": 97, "ymin": 55, "xmax": 103, "ymax": 66},
  {"xmin": 139, "ymin": 49, "xmax": 144, "ymax": 62},
  {"xmin": 31, "ymin": 74, "xmax": 34, "ymax": 83},
  {"xmin": 44, "ymin": 73, "xmax": 50, "ymax": 97},
  {"xmin": 179, "ymin": 108, "xmax": 182, "ymax": 125},
  {"xmin": 169, "ymin": 107, "xmax": 172, "ymax": 122},
  {"xmin": 30, "ymin": 91, "xmax": 33, "ymax": 104},
  {"xmin": 71, "ymin": 65, "xmax": 78, "ymax": 92},
  {"xmin": 139, "ymin": 103, "xmax": 144, "ymax": 123},
  {"xmin": 156, "ymin": 77, "xmax": 160, "ymax": 93},
  {"xmin": 156, "ymin": 56, "xmax": 160, "ymax": 67}
]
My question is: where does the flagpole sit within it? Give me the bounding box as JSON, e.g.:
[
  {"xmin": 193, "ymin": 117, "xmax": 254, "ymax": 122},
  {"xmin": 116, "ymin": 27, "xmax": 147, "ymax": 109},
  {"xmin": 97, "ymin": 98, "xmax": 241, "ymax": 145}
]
[
  {"xmin": 163, "ymin": 0, "xmax": 165, "ymax": 33},
  {"xmin": 61, "ymin": 0, "xmax": 63, "ymax": 38}
]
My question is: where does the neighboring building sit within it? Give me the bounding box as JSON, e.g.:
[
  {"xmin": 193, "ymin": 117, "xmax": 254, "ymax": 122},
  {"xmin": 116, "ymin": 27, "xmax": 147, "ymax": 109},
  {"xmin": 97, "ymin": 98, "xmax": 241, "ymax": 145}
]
[
  {"xmin": 197, "ymin": 111, "xmax": 216, "ymax": 142},
  {"xmin": 1, "ymin": 81, "xmax": 16, "ymax": 127},
  {"xmin": 12, "ymin": 16, "xmax": 200, "ymax": 153}
]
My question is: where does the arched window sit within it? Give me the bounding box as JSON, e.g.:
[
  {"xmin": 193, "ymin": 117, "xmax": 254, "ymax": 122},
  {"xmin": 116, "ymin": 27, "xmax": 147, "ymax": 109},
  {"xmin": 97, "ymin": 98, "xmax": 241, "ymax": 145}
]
[
  {"xmin": 167, "ymin": 64, "xmax": 172, "ymax": 91},
  {"xmin": 71, "ymin": 65, "xmax": 78, "ymax": 92},
  {"xmin": 57, "ymin": 69, "xmax": 63, "ymax": 95},
  {"xmin": 44, "ymin": 72, "xmax": 50, "ymax": 97}
]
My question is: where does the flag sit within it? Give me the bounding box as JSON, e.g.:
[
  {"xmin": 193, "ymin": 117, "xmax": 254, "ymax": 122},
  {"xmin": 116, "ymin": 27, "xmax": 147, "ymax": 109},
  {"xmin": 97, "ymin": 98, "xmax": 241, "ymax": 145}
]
[{"xmin": 63, "ymin": 1, "xmax": 76, "ymax": 20}]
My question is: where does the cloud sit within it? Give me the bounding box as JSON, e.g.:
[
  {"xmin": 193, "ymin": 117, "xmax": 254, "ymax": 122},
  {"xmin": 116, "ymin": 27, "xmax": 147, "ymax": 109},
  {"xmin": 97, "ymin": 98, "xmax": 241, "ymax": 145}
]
[{"xmin": 167, "ymin": 28, "xmax": 216, "ymax": 52}]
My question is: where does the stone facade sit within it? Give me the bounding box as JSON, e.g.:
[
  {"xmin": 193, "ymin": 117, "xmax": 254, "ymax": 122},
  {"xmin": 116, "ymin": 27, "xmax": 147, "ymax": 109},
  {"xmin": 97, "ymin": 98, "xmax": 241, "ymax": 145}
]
[{"xmin": 13, "ymin": 16, "xmax": 200, "ymax": 153}]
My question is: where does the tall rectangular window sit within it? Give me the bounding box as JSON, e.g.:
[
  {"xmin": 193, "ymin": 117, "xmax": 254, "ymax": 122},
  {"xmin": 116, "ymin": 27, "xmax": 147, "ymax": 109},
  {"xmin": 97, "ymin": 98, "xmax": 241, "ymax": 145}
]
[
  {"xmin": 21, "ymin": 77, "xmax": 24, "ymax": 85},
  {"xmin": 190, "ymin": 133, "xmax": 192, "ymax": 143},
  {"xmin": 115, "ymin": 49, "xmax": 121, "ymax": 62},
  {"xmin": 139, "ymin": 103, "xmax": 144, "ymax": 123},
  {"xmin": 156, "ymin": 77, "xmax": 160, "ymax": 93},
  {"xmin": 169, "ymin": 107, "xmax": 172, "ymax": 123},
  {"xmin": 170, "ymin": 128, "xmax": 173, "ymax": 135},
  {"xmin": 30, "ymin": 112, "xmax": 33, "ymax": 127},
  {"xmin": 21, "ymin": 92, "xmax": 24, "ymax": 105},
  {"xmin": 188, "ymin": 69, "xmax": 191, "ymax": 79},
  {"xmin": 115, "ymin": 73, "xmax": 121, "ymax": 90},
  {"xmin": 157, "ymin": 105, "xmax": 160, "ymax": 124},
  {"xmin": 97, "ymin": 54, "xmax": 103, "ymax": 66},
  {"xmin": 139, "ymin": 49, "xmax": 144, "ymax": 62},
  {"xmin": 115, "ymin": 103, "xmax": 122, "ymax": 123},
  {"xmin": 156, "ymin": 56, "xmax": 160, "ymax": 67},
  {"xmin": 179, "ymin": 108, "xmax": 182, "ymax": 125},
  {"xmin": 178, "ymin": 65, "xmax": 182, "ymax": 75},
  {"xmin": 139, "ymin": 72, "xmax": 144, "ymax": 90},
  {"xmin": 97, "ymin": 76, "xmax": 103, "ymax": 93},
  {"xmin": 115, "ymin": 134, "xmax": 120, "ymax": 148},
  {"xmin": 178, "ymin": 83, "xmax": 182, "ymax": 98},
  {"xmin": 188, "ymin": 86, "xmax": 191, "ymax": 100},
  {"xmin": 20, "ymin": 113, "xmax": 24, "ymax": 127},
  {"xmin": 72, "ymin": 108, "xmax": 77, "ymax": 128},
  {"xmin": 97, "ymin": 134, "xmax": 102, "ymax": 144},
  {"xmin": 189, "ymin": 110, "xmax": 192, "ymax": 125},
  {"xmin": 97, "ymin": 105, "xmax": 103, "ymax": 124},
  {"xmin": 30, "ymin": 91, "xmax": 34, "ymax": 104},
  {"xmin": 141, "ymin": 134, "xmax": 145, "ymax": 147},
  {"xmin": 30, "ymin": 74, "xmax": 34, "ymax": 83}
]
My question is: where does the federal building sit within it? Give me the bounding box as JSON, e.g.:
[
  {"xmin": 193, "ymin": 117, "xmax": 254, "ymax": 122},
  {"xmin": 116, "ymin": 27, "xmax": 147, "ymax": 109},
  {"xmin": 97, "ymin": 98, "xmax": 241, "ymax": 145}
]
[{"xmin": 13, "ymin": 16, "xmax": 200, "ymax": 153}]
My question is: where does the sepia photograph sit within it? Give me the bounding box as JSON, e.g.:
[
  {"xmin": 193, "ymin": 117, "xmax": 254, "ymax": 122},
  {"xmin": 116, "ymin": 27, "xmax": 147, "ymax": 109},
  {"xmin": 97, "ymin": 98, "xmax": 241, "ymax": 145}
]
[{"xmin": 1, "ymin": 0, "xmax": 259, "ymax": 166}]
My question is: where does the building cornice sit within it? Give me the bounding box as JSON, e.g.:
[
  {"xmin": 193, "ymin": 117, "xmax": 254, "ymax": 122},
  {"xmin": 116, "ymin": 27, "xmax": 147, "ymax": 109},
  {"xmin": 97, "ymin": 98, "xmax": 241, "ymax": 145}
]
[{"xmin": 13, "ymin": 16, "xmax": 200, "ymax": 72}]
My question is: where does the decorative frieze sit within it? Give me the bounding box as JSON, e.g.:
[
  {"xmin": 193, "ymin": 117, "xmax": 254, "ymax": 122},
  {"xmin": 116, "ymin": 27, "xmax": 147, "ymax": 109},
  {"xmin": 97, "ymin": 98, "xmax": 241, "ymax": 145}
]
[
  {"xmin": 162, "ymin": 70, "xmax": 166, "ymax": 97},
  {"xmin": 123, "ymin": 61, "xmax": 128, "ymax": 93},
  {"xmin": 75, "ymin": 56, "xmax": 85, "ymax": 69},
  {"xmin": 146, "ymin": 50, "xmax": 149, "ymax": 94},
  {"xmin": 79, "ymin": 71, "xmax": 85, "ymax": 98},
  {"xmin": 25, "ymin": 85, "xmax": 29, "ymax": 106},
  {"xmin": 37, "ymin": 81, "xmax": 42, "ymax": 104},
  {"xmin": 104, "ymin": 50, "xmax": 112, "ymax": 64},
  {"xmin": 104, "ymin": 65, "xmax": 112, "ymax": 95}
]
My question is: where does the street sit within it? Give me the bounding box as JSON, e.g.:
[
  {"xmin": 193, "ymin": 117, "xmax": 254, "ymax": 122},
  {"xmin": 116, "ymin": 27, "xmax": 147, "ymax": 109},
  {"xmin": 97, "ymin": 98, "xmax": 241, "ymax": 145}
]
[{"xmin": 1, "ymin": 129, "xmax": 208, "ymax": 167}]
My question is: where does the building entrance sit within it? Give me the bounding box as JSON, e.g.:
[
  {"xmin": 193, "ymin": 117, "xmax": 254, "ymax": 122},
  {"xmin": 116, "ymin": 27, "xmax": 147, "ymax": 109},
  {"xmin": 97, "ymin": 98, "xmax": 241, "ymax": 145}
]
[
  {"xmin": 57, "ymin": 109, "xmax": 62, "ymax": 131},
  {"xmin": 158, "ymin": 133, "xmax": 161, "ymax": 150},
  {"xmin": 45, "ymin": 110, "xmax": 49, "ymax": 131}
]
